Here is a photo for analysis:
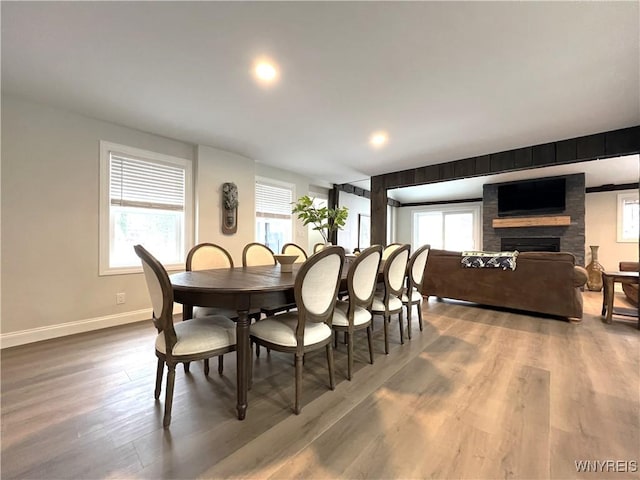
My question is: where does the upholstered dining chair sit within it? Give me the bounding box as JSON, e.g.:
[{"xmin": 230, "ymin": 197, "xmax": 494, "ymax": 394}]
[
  {"xmin": 382, "ymin": 242, "xmax": 405, "ymax": 260},
  {"xmin": 331, "ymin": 245, "xmax": 382, "ymax": 380},
  {"xmin": 187, "ymin": 242, "xmax": 234, "ymax": 270},
  {"xmin": 243, "ymin": 242, "xmax": 277, "ymax": 267},
  {"xmin": 282, "ymin": 242, "xmax": 308, "ymax": 263},
  {"xmin": 185, "ymin": 242, "xmax": 239, "ymax": 374},
  {"xmin": 371, "ymin": 244, "xmax": 410, "ymax": 354},
  {"xmin": 250, "ymin": 246, "xmax": 345, "ymax": 414},
  {"xmin": 134, "ymin": 244, "xmax": 236, "ymax": 427},
  {"xmin": 186, "ymin": 243, "xmax": 236, "ymax": 319},
  {"xmin": 401, "ymin": 244, "xmax": 430, "ymax": 338},
  {"xmin": 258, "ymin": 243, "xmax": 309, "ymax": 319},
  {"xmin": 313, "ymin": 242, "xmax": 327, "ymax": 253}
]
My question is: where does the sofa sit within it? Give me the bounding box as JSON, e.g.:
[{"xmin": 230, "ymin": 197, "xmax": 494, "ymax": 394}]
[
  {"xmin": 421, "ymin": 249, "xmax": 588, "ymax": 320},
  {"xmin": 619, "ymin": 261, "xmax": 639, "ymax": 306}
]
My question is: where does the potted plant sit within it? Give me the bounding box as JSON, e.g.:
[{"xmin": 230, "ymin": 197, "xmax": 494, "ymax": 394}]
[{"xmin": 292, "ymin": 195, "xmax": 349, "ymax": 244}]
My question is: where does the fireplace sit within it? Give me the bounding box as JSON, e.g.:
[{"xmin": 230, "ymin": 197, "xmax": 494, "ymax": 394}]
[
  {"xmin": 483, "ymin": 173, "xmax": 585, "ymax": 265},
  {"xmin": 501, "ymin": 237, "xmax": 561, "ymax": 253}
]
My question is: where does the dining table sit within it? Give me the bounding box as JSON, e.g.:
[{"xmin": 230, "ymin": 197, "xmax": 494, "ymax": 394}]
[{"xmin": 170, "ymin": 262, "xmax": 353, "ymax": 420}]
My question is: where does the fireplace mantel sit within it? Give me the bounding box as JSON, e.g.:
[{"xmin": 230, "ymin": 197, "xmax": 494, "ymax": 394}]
[{"xmin": 492, "ymin": 215, "xmax": 571, "ymax": 228}]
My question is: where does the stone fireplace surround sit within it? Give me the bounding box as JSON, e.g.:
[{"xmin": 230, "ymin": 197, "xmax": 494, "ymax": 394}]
[
  {"xmin": 482, "ymin": 173, "xmax": 586, "ymax": 266},
  {"xmin": 501, "ymin": 237, "xmax": 561, "ymax": 252}
]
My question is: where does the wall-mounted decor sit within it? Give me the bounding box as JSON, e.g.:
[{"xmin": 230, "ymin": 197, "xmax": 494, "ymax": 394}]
[{"xmin": 222, "ymin": 182, "xmax": 238, "ymax": 234}]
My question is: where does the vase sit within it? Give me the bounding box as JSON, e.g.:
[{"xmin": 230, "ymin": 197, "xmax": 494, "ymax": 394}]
[{"xmin": 585, "ymin": 245, "xmax": 604, "ymax": 292}]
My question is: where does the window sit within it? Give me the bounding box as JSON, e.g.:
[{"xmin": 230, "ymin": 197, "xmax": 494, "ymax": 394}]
[
  {"xmin": 100, "ymin": 141, "xmax": 193, "ymax": 275},
  {"xmin": 255, "ymin": 178, "xmax": 294, "ymax": 253},
  {"xmin": 617, "ymin": 192, "xmax": 639, "ymax": 242},
  {"xmin": 412, "ymin": 203, "xmax": 482, "ymax": 251}
]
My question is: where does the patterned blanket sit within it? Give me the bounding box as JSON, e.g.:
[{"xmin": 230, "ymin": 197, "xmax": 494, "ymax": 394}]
[{"xmin": 461, "ymin": 251, "xmax": 518, "ymax": 271}]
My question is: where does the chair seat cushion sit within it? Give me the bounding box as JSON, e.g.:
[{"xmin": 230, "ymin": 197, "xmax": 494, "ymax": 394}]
[
  {"xmin": 156, "ymin": 316, "xmax": 236, "ymax": 356},
  {"xmin": 250, "ymin": 312, "xmax": 332, "ymax": 347},
  {"xmin": 332, "ymin": 300, "xmax": 372, "ymax": 327},
  {"xmin": 371, "ymin": 294, "xmax": 403, "ymax": 312},
  {"xmin": 401, "ymin": 287, "xmax": 423, "ymax": 303}
]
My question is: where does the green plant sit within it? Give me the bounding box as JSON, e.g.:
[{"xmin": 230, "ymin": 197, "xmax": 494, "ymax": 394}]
[{"xmin": 291, "ymin": 195, "xmax": 349, "ymax": 243}]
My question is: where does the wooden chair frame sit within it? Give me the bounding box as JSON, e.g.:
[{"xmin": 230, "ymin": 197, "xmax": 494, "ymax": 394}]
[
  {"xmin": 372, "ymin": 244, "xmax": 411, "ymax": 354},
  {"xmin": 332, "ymin": 245, "xmax": 382, "ymax": 380},
  {"xmin": 185, "ymin": 242, "xmax": 237, "ymax": 374},
  {"xmin": 134, "ymin": 245, "xmax": 236, "ymax": 427},
  {"xmin": 403, "ymin": 244, "xmax": 430, "ymax": 338},
  {"xmin": 186, "ymin": 242, "xmax": 234, "ymax": 270},
  {"xmin": 282, "ymin": 242, "xmax": 308, "ymax": 262},
  {"xmin": 382, "ymin": 242, "xmax": 406, "ymax": 260},
  {"xmin": 242, "ymin": 242, "xmax": 277, "ymax": 267},
  {"xmin": 250, "ymin": 246, "xmax": 345, "ymax": 414}
]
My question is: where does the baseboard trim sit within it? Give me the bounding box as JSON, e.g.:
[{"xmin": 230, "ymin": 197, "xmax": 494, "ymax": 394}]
[{"xmin": 0, "ymin": 305, "xmax": 182, "ymax": 349}]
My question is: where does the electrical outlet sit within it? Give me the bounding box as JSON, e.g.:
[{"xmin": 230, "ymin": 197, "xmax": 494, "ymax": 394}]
[{"xmin": 116, "ymin": 292, "xmax": 126, "ymax": 305}]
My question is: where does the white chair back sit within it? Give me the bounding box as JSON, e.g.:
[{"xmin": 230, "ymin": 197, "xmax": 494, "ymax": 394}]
[
  {"xmin": 243, "ymin": 242, "xmax": 276, "ymax": 266},
  {"xmin": 134, "ymin": 245, "xmax": 177, "ymax": 344},
  {"xmin": 301, "ymin": 252, "xmax": 343, "ymax": 316},
  {"xmin": 352, "ymin": 246, "xmax": 382, "ymax": 303},
  {"xmin": 388, "ymin": 248, "xmax": 410, "ymax": 292},
  {"xmin": 382, "ymin": 243, "xmax": 403, "ymax": 260},
  {"xmin": 187, "ymin": 243, "xmax": 233, "ymax": 271},
  {"xmin": 282, "ymin": 243, "xmax": 308, "ymax": 263},
  {"xmin": 410, "ymin": 244, "xmax": 430, "ymax": 287}
]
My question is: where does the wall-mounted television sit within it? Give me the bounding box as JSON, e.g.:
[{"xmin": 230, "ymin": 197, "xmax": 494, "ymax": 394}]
[{"xmin": 497, "ymin": 177, "xmax": 566, "ymax": 217}]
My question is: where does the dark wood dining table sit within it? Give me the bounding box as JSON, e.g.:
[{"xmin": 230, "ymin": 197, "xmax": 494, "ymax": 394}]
[{"xmin": 170, "ymin": 263, "xmax": 308, "ymax": 420}]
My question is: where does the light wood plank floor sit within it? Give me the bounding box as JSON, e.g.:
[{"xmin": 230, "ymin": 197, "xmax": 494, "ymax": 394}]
[{"xmin": 1, "ymin": 291, "xmax": 638, "ymax": 479}]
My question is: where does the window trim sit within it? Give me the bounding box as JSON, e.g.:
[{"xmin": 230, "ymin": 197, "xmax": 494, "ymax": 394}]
[
  {"xmin": 410, "ymin": 202, "xmax": 482, "ymax": 251},
  {"xmin": 99, "ymin": 141, "xmax": 193, "ymax": 276},
  {"xmin": 617, "ymin": 191, "xmax": 639, "ymax": 243}
]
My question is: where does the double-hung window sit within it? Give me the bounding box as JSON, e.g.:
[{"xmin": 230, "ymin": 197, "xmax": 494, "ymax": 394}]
[
  {"xmin": 99, "ymin": 141, "xmax": 193, "ymax": 275},
  {"xmin": 412, "ymin": 203, "xmax": 482, "ymax": 251},
  {"xmin": 255, "ymin": 178, "xmax": 294, "ymax": 253}
]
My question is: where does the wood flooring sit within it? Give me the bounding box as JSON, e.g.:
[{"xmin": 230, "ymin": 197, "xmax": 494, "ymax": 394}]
[{"xmin": 1, "ymin": 291, "xmax": 638, "ymax": 479}]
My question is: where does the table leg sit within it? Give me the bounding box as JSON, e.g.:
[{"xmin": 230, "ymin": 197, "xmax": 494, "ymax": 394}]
[
  {"xmin": 236, "ymin": 309, "xmax": 250, "ymax": 420},
  {"xmin": 182, "ymin": 304, "xmax": 193, "ymax": 321},
  {"xmin": 603, "ymin": 276, "xmax": 614, "ymax": 324}
]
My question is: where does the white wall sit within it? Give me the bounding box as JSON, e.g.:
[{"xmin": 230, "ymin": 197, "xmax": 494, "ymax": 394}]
[
  {"xmin": 585, "ymin": 189, "xmax": 639, "ymax": 270},
  {"xmin": 0, "ymin": 96, "xmax": 322, "ymax": 346},
  {"xmin": 1, "ymin": 95, "xmax": 195, "ymax": 341},
  {"xmin": 396, "ymin": 206, "xmax": 412, "ymax": 245},
  {"xmin": 195, "ymin": 145, "xmax": 256, "ymax": 264},
  {"xmin": 337, "ymin": 191, "xmax": 370, "ymax": 253}
]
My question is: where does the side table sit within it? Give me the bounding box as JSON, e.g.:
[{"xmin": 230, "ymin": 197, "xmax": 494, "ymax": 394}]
[{"xmin": 601, "ymin": 271, "xmax": 639, "ymax": 329}]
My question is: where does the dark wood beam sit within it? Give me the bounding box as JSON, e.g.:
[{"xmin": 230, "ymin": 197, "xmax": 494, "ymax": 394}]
[
  {"xmin": 370, "ymin": 125, "xmax": 640, "ymax": 245},
  {"xmin": 586, "ymin": 182, "xmax": 639, "ymax": 193}
]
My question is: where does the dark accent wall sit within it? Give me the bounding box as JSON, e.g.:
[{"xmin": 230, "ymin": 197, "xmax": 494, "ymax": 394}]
[
  {"xmin": 370, "ymin": 125, "xmax": 640, "ymax": 245},
  {"xmin": 482, "ymin": 173, "xmax": 585, "ymax": 265}
]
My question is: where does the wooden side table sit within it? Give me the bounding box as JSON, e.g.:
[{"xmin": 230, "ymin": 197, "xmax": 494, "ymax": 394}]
[{"xmin": 601, "ymin": 271, "xmax": 640, "ymax": 329}]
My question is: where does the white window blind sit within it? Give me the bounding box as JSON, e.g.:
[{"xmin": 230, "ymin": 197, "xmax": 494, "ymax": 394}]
[
  {"xmin": 110, "ymin": 154, "xmax": 185, "ymax": 211},
  {"xmin": 256, "ymin": 182, "xmax": 293, "ymax": 219},
  {"xmin": 99, "ymin": 141, "xmax": 193, "ymax": 275}
]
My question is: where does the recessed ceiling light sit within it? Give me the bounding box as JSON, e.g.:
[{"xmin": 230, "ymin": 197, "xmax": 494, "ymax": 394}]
[
  {"xmin": 253, "ymin": 59, "xmax": 279, "ymax": 84},
  {"xmin": 370, "ymin": 131, "xmax": 388, "ymax": 148}
]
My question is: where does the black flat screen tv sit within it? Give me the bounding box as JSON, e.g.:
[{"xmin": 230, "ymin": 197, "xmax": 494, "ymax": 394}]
[{"xmin": 497, "ymin": 177, "xmax": 566, "ymax": 217}]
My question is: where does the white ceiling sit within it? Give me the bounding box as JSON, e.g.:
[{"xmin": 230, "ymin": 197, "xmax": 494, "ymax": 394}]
[{"xmin": 2, "ymin": 2, "xmax": 639, "ymax": 187}]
